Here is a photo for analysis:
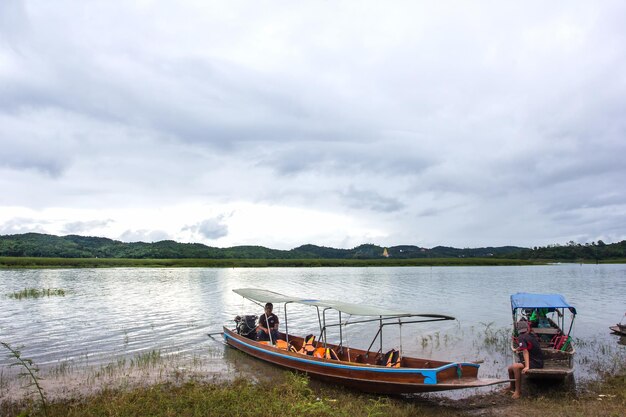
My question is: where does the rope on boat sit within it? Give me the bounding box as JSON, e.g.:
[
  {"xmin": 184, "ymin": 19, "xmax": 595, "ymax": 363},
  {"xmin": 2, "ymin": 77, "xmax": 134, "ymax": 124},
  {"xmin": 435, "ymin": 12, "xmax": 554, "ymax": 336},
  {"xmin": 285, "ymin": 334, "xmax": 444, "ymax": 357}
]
[{"xmin": 207, "ymin": 332, "xmax": 227, "ymax": 345}]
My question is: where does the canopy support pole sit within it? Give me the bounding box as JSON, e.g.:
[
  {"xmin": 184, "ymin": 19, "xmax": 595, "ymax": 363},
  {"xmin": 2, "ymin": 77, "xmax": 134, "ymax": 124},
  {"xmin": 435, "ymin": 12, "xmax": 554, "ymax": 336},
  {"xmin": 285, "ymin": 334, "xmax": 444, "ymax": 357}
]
[
  {"xmin": 284, "ymin": 302, "xmax": 291, "ymax": 344},
  {"xmin": 321, "ymin": 307, "xmax": 332, "ymax": 346},
  {"xmin": 398, "ymin": 318, "xmax": 403, "ymax": 358},
  {"xmin": 338, "ymin": 311, "xmax": 343, "ymax": 350},
  {"xmin": 342, "ymin": 315, "xmax": 352, "ymax": 359},
  {"xmin": 365, "ymin": 326, "xmax": 382, "ymax": 358},
  {"xmin": 566, "ymin": 314, "xmax": 575, "ymax": 338},
  {"xmin": 379, "ymin": 316, "xmax": 383, "ymax": 356},
  {"xmin": 315, "ymin": 306, "xmax": 323, "ymax": 344}
]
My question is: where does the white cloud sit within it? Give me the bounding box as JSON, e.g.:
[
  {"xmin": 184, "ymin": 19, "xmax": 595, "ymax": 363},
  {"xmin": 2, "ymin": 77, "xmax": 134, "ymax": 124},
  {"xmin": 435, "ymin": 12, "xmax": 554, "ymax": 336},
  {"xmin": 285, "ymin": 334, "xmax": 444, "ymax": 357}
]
[
  {"xmin": 0, "ymin": 217, "xmax": 49, "ymax": 235},
  {"xmin": 118, "ymin": 229, "xmax": 171, "ymax": 243}
]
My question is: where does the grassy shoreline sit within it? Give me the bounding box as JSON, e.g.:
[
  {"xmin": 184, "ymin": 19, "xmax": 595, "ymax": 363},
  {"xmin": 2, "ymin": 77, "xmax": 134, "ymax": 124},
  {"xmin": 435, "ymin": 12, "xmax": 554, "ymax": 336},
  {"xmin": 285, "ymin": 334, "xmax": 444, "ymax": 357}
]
[
  {"xmin": 2, "ymin": 256, "xmax": 624, "ymax": 269},
  {"xmin": 2, "ymin": 367, "xmax": 624, "ymax": 417},
  {"xmin": 0, "ymin": 256, "xmax": 542, "ymax": 268}
]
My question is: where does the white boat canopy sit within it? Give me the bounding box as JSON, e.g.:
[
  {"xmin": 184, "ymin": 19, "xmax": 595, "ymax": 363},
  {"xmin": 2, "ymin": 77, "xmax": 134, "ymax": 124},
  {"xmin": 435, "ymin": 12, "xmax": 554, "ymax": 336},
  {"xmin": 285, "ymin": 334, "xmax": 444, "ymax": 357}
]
[
  {"xmin": 233, "ymin": 288, "xmax": 454, "ymax": 319},
  {"xmin": 233, "ymin": 288, "xmax": 303, "ymax": 304}
]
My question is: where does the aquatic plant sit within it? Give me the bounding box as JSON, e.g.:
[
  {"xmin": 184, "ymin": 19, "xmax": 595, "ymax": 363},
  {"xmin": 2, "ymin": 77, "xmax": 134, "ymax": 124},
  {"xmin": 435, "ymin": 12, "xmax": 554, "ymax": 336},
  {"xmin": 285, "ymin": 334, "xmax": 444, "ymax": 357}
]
[
  {"xmin": 50, "ymin": 360, "xmax": 73, "ymax": 377},
  {"xmin": 7, "ymin": 288, "xmax": 66, "ymax": 300},
  {"xmin": 476, "ymin": 322, "xmax": 511, "ymax": 352},
  {"xmin": 130, "ymin": 350, "xmax": 161, "ymax": 368},
  {"xmin": 1, "ymin": 341, "xmax": 48, "ymax": 417},
  {"xmin": 0, "ymin": 368, "xmax": 7, "ymax": 396}
]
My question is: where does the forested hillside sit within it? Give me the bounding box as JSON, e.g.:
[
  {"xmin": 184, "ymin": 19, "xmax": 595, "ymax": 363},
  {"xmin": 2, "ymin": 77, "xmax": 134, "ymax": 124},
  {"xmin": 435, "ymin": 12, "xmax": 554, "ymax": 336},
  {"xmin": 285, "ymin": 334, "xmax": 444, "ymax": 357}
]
[
  {"xmin": 0, "ymin": 233, "xmax": 623, "ymax": 260},
  {"xmin": 0, "ymin": 233, "xmax": 525, "ymax": 259},
  {"xmin": 505, "ymin": 240, "xmax": 626, "ymax": 261}
]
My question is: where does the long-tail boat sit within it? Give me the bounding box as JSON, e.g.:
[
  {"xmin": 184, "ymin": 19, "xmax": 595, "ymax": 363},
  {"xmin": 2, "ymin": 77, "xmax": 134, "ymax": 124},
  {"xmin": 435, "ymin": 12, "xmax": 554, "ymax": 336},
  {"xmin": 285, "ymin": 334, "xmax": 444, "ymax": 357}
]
[
  {"xmin": 510, "ymin": 293, "xmax": 576, "ymax": 379},
  {"xmin": 221, "ymin": 288, "xmax": 506, "ymax": 394}
]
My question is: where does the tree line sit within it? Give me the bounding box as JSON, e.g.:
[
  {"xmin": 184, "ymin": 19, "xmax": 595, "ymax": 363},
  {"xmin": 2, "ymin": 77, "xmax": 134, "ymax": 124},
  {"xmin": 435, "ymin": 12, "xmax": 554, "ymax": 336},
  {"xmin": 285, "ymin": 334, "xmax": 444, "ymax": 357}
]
[{"xmin": 504, "ymin": 240, "xmax": 626, "ymax": 261}]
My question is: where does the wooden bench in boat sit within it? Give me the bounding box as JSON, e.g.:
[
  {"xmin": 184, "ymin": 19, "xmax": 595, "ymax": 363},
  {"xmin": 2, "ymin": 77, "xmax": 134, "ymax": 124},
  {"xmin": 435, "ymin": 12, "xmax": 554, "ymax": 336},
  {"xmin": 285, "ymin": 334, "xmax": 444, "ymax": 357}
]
[
  {"xmin": 532, "ymin": 327, "xmax": 560, "ymax": 335},
  {"xmin": 531, "ymin": 327, "xmax": 565, "ymax": 347},
  {"xmin": 525, "ymin": 367, "xmax": 573, "ymax": 377},
  {"xmin": 526, "ymin": 368, "xmax": 573, "ymax": 375}
]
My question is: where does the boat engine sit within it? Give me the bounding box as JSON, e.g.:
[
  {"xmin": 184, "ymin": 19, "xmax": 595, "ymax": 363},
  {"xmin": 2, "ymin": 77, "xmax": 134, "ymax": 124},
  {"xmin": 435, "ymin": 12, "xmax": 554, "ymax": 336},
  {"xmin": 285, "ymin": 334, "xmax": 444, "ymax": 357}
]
[{"xmin": 234, "ymin": 315, "xmax": 258, "ymax": 340}]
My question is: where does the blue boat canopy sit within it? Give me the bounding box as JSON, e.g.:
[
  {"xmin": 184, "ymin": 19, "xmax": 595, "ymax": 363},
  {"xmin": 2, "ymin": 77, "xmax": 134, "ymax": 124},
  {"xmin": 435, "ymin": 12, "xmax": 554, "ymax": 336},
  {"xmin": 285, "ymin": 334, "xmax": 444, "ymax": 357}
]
[{"xmin": 510, "ymin": 293, "xmax": 576, "ymax": 314}]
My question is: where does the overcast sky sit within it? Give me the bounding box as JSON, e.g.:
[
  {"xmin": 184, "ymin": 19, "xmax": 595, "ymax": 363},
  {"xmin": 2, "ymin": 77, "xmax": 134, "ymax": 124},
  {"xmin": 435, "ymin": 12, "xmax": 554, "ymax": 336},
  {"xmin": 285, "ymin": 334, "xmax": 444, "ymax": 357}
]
[{"xmin": 1, "ymin": 1, "xmax": 625, "ymax": 250}]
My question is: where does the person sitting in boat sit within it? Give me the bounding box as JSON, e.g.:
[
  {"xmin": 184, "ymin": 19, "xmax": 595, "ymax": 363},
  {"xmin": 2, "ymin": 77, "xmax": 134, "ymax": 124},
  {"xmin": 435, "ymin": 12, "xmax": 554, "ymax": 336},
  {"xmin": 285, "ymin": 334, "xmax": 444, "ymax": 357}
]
[
  {"xmin": 256, "ymin": 302, "xmax": 279, "ymax": 343},
  {"xmin": 529, "ymin": 308, "xmax": 549, "ymax": 327},
  {"xmin": 507, "ymin": 321, "xmax": 544, "ymax": 399}
]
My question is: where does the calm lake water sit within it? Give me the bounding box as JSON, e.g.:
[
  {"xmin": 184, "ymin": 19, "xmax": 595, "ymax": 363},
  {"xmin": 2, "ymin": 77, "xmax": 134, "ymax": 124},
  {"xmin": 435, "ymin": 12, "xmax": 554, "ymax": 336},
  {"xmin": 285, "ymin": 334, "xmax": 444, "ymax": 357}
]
[{"xmin": 1, "ymin": 264, "xmax": 625, "ymax": 397}]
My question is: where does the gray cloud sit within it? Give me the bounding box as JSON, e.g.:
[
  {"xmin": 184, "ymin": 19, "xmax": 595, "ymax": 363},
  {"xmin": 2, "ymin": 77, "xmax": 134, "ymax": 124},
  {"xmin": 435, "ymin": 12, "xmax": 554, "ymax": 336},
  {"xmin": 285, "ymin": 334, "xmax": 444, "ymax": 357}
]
[
  {"xmin": 183, "ymin": 218, "xmax": 229, "ymax": 240},
  {"xmin": 0, "ymin": 1, "xmax": 625, "ymax": 248},
  {"xmin": 257, "ymin": 138, "xmax": 437, "ymax": 179},
  {"xmin": 62, "ymin": 219, "xmax": 114, "ymax": 234},
  {"xmin": 0, "ymin": 117, "xmax": 70, "ymax": 177},
  {"xmin": 342, "ymin": 187, "xmax": 405, "ymax": 213}
]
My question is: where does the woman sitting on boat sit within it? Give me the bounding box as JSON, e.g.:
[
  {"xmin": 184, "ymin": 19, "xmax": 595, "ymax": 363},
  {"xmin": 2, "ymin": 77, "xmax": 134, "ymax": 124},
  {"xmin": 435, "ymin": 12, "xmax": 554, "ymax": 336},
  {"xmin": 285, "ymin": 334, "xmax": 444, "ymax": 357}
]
[{"xmin": 257, "ymin": 302, "xmax": 279, "ymax": 343}]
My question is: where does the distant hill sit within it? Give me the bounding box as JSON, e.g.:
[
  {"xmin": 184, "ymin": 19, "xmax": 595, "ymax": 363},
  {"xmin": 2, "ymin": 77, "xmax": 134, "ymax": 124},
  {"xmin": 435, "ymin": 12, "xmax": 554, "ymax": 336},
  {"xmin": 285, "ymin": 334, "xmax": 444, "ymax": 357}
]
[
  {"xmin": 0, "ymin": 233, "xmax": 527, "ymax": 259},
  {"xmin": 0, "ymin": 233, "xmax": 623, "ymax": 260}
]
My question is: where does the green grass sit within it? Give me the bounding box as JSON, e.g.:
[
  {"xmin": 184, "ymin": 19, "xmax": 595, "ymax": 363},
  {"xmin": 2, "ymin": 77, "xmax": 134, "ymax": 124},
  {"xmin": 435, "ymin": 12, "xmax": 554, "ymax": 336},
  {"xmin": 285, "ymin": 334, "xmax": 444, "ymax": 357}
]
[
  {"xmin": 0, "ymin": 256, "xmax": 539, "ymax": 268},
  {"xmin": 0, "ymin": 372, "xmax": 462, "ymax": 417},
  {"xmin": 7, "ymin": 288, "xmax": 66, "ymax": 299},
  {"xmin": 597, "ymin": 258, "xmax": 626, "ymax": 264},
  {"xmin": 2, "ymin": 367, "xmax": 625, "ymax": 417}
]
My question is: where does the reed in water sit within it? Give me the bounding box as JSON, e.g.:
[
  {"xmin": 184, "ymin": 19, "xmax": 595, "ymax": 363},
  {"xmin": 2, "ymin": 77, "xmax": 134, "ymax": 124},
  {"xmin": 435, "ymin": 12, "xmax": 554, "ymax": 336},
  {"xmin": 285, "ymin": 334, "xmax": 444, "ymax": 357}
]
[{"xmin": 7, "ymin": 288, "xmax": 66, "ymax": 300}]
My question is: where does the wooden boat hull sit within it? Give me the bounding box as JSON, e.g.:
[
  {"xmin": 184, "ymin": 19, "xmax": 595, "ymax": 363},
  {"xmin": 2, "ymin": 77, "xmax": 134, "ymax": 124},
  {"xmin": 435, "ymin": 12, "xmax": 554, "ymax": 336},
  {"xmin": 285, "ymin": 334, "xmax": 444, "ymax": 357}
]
[
  {"xmin": 223, "ymin": 327, "xmax": 504, "ymax": 394},
  {"xmin": 610, "ymin": 325, "xmax": 626, "ymax": 336}
]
